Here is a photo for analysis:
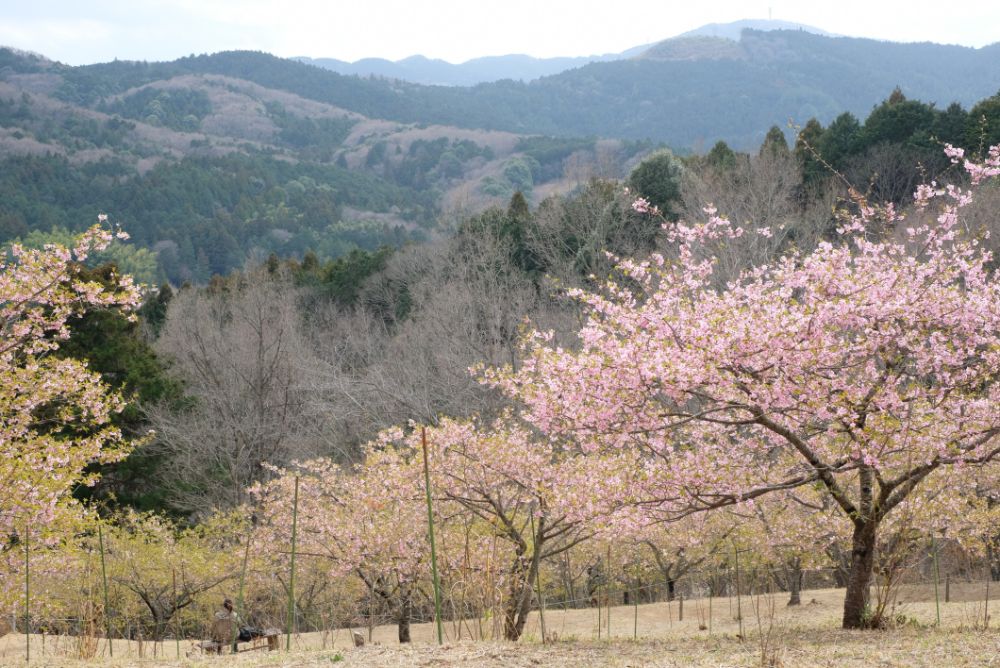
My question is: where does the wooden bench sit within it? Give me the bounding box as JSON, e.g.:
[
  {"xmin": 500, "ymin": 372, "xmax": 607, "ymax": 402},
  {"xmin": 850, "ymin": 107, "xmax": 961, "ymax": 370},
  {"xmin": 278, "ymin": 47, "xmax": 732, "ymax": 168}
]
[{"xmin": 197, "ymin": 618, "xmax": 280, "ymax": 654}]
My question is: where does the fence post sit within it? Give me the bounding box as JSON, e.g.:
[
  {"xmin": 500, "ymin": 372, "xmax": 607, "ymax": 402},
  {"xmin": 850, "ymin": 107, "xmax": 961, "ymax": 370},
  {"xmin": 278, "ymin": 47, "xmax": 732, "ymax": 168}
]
[
  {"xmin": 945, "ymin": 574, "xmax": 950, "ymax": 603},
  {"xmin": 421, "ymin": 427, "xmax": 444, "ymax": 645},
  {"xmin": 678, "ymin": 594, "xmax": 684, "ymax": 622},
  {"xmin": 286, "ymin": 476, "xmax": 299, "ymax": 652},
  {"xmin": 98, "ymin": 520, "xmax": 113, "ymax": 658}
]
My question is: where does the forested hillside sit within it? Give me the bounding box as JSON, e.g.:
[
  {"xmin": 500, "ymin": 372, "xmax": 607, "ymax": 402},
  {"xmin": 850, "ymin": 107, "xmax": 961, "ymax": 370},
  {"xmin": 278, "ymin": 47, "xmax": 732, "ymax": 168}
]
[
  {"xmin": 23, "ymin": 30, "xmax": 1000, "ymax": 149},
  {"xmin": 3, "ymin": 38, "xmax": 1000, "ymax": 285},
  {"xmin": 0, "ymin": 47, "xmax": 649, "ymax": 283}
]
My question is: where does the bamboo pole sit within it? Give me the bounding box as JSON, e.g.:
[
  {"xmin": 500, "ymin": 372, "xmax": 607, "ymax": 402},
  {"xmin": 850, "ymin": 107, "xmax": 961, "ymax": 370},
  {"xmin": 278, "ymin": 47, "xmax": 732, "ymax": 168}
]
[
  {"xmin": 932, "ymin": 536, "xmax": 941, "ymax": 626},
  {"xmin": 985, "ymin": 574, "xmax": 990, "ymax": 629},
  {"xmin": 286, "ymin": 476, "xmax": 299, "ymax": 651},
  {"xmin": 632, "ymin": 577, "xmax": 638, "ymax": 640},
  {"xmin": 606, "ymin": 544, "xmax": 611, "ymax": 637},
  {"xmin": 236, "ymin": 529, "xmax": 252, "ymax": 651},
  {"xmin": 97, "ymin": 520, "xmax": 112, "ymax": 657},
  {"xmin": 24, "ymin": 518, "xmax": 29, "ymax": 663},
  {"xmin": 421, "ymin": 427, "xmax": 444, "ymax": 645},
  {"xmin": 734, "ymin": 543, "xmax": 744, "ymax": 640},
  {"xmin": 530, "ymin": 514, "xmax": 546, "ymax": 644},
  {"xmin": 708, "ymin": 580, "xmax": 713, "ymax": 635},
  {"xmin": 172, "ymin": 569, "xmax": 180, "ymax": 658}
]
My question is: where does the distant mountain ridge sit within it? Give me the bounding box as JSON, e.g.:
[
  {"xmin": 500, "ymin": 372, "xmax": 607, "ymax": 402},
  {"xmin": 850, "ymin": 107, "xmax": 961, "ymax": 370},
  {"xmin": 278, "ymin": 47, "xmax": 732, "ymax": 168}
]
[
  {"xmin": 294, "ymin": 19, "xmax": 830, "ymax": 85},
  {"xmin": 293, "ymin": 50, "xmax": 643, "ymax": 87},
  {"xmin": 4, "ymin": 25, "xmax": 1000, "ymax": 152},
  {"xmin": 676, "ymin": 19, "xmax": 835, "ymax": 41}
]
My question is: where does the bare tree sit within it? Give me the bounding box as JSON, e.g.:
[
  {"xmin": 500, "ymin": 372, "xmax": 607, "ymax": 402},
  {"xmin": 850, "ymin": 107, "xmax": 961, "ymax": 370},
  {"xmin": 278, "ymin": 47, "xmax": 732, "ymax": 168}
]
[
  {"xmin": 149, "ymin": 270, "xmax": 322, "ymax": 513},
  {"xmin": 678, "ymin": 149, "xmax": 833, "ymax": 285}
]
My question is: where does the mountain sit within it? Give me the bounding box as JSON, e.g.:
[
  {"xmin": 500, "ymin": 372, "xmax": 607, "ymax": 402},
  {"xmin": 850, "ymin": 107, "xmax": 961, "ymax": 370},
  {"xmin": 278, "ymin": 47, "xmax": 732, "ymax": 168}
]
[
  {"xmin": 10, "ymin": 28, "xmax": 1000, "ymax": 152},
  {"xmin": 294, "ymin": 19, "xmax": 832, "ymax": 86},
  {"xmin": 294, "ymin": 51, "xmax": 636, "ymax": 87},
  {"xmin": 119, "ymin": 31, "xmax": 1000, "ymax": 149},
  {"xmin": 0, "ymin": 47, "xmax": 648, "ymax": 284},
  {"xmin": 3, "ymin": 28, "xmax": 1000, "ymax": 283},
  {"xmin": 676, "ymin": 19, "xmax": 835, "ymax": 41}
]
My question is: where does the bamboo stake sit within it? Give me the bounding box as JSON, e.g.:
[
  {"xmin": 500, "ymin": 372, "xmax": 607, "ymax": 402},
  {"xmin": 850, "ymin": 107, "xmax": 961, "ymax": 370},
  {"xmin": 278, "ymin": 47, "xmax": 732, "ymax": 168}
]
[
  {"xmin": 286, "ymin": 476, "xmax": 299, "ymax": 651},
  {"xmin": 597, "ymin": 579, "xmax": 601, "ymax": 640},
  {"xmin": 985, "ymin": 573, "xmax": 990, "ymax": 629},
  {"xmin": 530, "ymin": 514, "xmax": 546, "ymax": 644},
  {"xmin": 606, "ymin": 544, "xmax": 612, "ymax": 637},
  {"xmin": 24, "ymin": 518, "xmax": 30, "ymax": 663},
  {"xmin": 421, "ymin": 427, "xmax": 444, "ymax": 645},
  {"xmin": 708, "ymin": 579, "xmax": 713, "ymax": 635},
  {"xmin": 734, "ymin": 543, "xmax": 744, "ymax": 640},
  {"xmin": 932, "ymin": 536, "xmax": 941, "ymax": 626},
  {"xmin": 236, "ymin": 529, "xmax": 252, "ymax": 651},
  {"xmin": 172, "ymin": 569, "xmax": 180, "ymax": 658},
  {"xmin": 632, "ymin": 577, "xmax": 638, "ymax": 640},
  {"xmin": 97, "ymin": 521, "xmax": 112, "ymax": 658}
]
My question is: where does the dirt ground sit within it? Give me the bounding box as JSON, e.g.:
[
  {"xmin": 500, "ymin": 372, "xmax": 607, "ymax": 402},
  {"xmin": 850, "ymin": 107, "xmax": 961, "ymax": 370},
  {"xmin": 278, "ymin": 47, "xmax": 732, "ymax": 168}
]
[{"xmin": 1, "ymin": 586, "xmax": 997, "ymax": 667}]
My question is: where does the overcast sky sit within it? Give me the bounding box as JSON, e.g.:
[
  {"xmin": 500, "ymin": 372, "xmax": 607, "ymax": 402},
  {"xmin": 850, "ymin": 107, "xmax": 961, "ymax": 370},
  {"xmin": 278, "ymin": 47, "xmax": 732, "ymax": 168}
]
[{"xmin": 2, "ymin": 0, "xmax": 998, "ymax": 66}]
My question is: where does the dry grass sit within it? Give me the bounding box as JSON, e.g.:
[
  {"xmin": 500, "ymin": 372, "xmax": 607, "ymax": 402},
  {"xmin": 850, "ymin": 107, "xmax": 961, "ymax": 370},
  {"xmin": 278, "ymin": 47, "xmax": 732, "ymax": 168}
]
[{"xmin": 1, "ymin": 586, "xmax": 997, "ymax": 667}]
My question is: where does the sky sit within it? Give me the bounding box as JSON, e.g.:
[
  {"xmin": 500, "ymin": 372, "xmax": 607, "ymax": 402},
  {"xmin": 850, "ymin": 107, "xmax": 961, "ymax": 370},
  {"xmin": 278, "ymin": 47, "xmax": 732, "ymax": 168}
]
[{"xmin": 1, "ymin": 0, "xmax": 998, "ymax": 66}]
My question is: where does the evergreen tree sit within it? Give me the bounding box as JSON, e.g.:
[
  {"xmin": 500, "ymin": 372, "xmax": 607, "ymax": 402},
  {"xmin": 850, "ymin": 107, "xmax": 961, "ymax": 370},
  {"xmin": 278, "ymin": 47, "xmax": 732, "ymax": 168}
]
[{"xmin": 628, "ymin": 149, "xmax": 683, "ymax": 221}]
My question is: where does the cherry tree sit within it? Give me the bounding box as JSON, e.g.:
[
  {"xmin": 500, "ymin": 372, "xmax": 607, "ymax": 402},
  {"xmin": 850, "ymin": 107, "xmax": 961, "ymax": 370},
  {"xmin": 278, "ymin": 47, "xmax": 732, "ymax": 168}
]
[
  {"xmin": 488, "ymin": 146, "xmax": 1000, "ymax": 629},
  {"xmin": 252, "ymin": 448, "xmax": 436, "ymax": 643},
  {"xmin": 380, "ymin": 416, "xmax": 634, "ymax": 640},
  {"xmin": 1, "ymin": 222, "xmax": 140, "ymax": 541}
]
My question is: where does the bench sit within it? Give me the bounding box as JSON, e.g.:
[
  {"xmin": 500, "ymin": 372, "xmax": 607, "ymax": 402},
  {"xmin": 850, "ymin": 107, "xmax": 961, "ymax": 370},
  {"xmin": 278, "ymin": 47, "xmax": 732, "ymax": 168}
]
[{"xmin": 197, "ymin": 618, "xmax": 280, "ymax": 654}]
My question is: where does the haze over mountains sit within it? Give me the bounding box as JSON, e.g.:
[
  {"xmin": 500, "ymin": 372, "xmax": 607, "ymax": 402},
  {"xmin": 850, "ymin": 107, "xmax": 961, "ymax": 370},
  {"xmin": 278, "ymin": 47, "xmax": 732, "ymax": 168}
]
[{"xmin": 295, "ymin": 19, "xmax": 832, "ymax": 86}]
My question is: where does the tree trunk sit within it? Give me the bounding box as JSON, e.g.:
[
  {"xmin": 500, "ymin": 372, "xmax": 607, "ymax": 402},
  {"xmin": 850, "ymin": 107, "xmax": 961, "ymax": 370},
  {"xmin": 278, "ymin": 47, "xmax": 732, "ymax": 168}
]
[
  {"xmin": 396, "ymin": 595, "xmax": 412, "ymax": 643},
  {"xmin": 987, "ymin": 539, "xmax": 1000, "ymax": 582},
  {"xmin": 787, "ymin": 571, "xmax": 802, "ymax": 606},
  {"xmin": 786, "ymin": 558, "xmax": 803, "ymax": 606},
  {"xmin": 665, "ymin": 577, "xmax": 677, "ymax": 602},
  {"xmin": 842, "ymin": 519, "xmax": 878, "ymax": 629},
  {"xmin": 502, "ymin": 553, "xmax": 539, "ymax": 641}
]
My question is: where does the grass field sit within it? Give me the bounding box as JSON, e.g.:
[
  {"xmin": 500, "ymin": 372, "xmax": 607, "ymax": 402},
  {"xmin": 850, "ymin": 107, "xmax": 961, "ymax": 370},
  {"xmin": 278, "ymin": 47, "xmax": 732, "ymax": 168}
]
[{"xmin": 1, "ymin": 585, "xmax": 997, "ymax": 666}]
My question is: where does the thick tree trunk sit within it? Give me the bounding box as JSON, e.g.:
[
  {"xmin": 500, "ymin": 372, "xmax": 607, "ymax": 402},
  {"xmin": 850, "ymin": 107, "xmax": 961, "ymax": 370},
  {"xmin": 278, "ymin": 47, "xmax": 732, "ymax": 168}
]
[
  {"xmin": 502, "ymin": 552, "xmax": 540, "ymax": 641},
  {"xmin": 787, "ymin": 572, "xmax": 802, "ymax": 606},
  {"xmin": 842, "ymin": 520, "xmax": 878, "ymax": 629},
  {"xmin": 396, "ymin": 596, "xmax": 412, "ymax": 643},
  {"xmin": 665, "ymin": 577, "xmax": 677, "ymax": 602}
]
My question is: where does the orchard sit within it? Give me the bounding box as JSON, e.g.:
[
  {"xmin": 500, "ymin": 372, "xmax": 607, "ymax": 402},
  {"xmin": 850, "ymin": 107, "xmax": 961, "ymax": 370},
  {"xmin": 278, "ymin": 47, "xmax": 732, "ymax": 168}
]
[{"xmin": 2, "ymin": 147, "xmax": 999, "ymax": 664}]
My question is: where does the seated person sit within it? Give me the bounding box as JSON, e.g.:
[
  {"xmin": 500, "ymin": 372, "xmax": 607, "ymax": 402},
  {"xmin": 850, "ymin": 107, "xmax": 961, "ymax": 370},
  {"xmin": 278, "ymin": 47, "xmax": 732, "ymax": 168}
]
[{"xmin": 216, "ymin": 598, "xmax": 266, "ymax": 643}]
